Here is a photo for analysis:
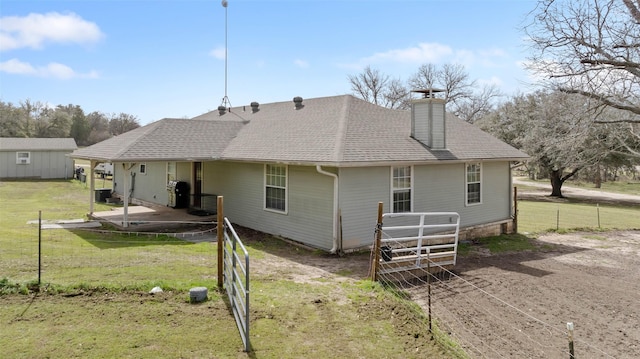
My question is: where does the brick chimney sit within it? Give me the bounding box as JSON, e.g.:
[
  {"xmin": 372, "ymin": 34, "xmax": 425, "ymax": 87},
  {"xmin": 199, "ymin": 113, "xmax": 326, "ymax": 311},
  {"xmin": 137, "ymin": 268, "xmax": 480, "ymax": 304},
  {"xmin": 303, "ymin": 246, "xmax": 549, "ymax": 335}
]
[{"xmin": 411, "ymin": 89, "xmax": 446, "ymax": 150}]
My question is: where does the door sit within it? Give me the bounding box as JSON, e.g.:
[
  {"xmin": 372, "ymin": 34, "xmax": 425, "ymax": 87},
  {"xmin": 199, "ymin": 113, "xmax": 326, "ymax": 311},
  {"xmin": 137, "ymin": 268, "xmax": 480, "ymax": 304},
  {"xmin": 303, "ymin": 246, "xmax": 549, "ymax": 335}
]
[{"xmin": 193, "ymin": 162, "xmax": 202, "ymax": 208}]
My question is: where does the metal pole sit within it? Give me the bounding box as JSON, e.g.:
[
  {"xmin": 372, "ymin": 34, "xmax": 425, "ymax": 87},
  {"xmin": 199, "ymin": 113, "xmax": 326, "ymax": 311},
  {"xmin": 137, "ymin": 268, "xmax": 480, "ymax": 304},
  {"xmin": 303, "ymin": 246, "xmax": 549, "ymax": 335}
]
[
  {"xmin": 217, "ymin": 196, "xmax": 224, "ymax": 289},
  {"xmin": 38, "ymin": 210, "xmax": 42, "ymax": 287},
  {"xmin": 513, "ymin": 186, "xmax": 518, "ymax": 233},
  {"xmin": 427, "ymin": 251, "xmax": 432, "ymax": 334}
]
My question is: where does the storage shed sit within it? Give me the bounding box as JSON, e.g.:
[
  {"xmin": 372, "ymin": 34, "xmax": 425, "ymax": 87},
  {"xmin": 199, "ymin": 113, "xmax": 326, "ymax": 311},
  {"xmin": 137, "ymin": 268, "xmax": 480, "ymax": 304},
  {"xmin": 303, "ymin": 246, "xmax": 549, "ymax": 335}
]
[{"xmin": 0, "ymin": 138, "xmax": 78, "ymax": 179}]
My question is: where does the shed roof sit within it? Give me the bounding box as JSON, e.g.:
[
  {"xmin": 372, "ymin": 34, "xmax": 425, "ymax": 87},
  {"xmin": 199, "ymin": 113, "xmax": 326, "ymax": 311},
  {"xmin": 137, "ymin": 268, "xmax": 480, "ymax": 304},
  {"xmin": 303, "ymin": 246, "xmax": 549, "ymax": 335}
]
[
  {"xmin": 0, "ymin": 137, "xmax": 78, "ymax": 151},
  {"xmin": 71, "ymin": 95, "xmax": 528, "ymax": 165}
]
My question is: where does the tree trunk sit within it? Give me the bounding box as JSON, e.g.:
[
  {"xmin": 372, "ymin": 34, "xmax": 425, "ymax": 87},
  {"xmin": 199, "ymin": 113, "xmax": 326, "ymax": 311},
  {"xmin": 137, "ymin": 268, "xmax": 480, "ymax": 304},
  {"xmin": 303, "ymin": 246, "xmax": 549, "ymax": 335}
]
[
  {"xmin": 594, "ymin": 163, "xmax": 602, "ymax": 189},
  {"xmin": 549, "ymin": 169, "xmax": 564, "ymax": 197}
]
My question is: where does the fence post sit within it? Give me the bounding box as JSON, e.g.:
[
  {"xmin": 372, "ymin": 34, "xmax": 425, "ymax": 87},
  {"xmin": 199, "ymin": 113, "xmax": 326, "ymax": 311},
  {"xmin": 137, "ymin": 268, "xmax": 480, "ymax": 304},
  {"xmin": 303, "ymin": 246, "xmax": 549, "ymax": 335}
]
[
  {"xmin": 567, "ymin": 322, "xmax": 575, "ymax": 358},
  {"xmin": 217, "ymin": 196, "xmax": 224, "ymax": 289},
  {"xmin": 38, "ymin": 210, "xmax": 42, "ymax": 288},
  {"xmin": 370, "ymin": 202, "xmax": 383, "ymax": 282},
  {"xmin": 513, "ymin": 186, "xmax": 518, "ymax": 233}
]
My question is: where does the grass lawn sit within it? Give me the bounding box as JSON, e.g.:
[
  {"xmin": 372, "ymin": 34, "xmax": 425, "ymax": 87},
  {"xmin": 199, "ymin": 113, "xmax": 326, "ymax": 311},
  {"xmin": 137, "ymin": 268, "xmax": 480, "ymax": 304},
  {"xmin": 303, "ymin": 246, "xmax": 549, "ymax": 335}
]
[
  {"xmin": 518, "ymin": 200, "xmax": 640, "ymax": 234},
  {"xmin": 0, "ymin": 180, "xmax": 455, "ymax": 359},
  {"xmin": 516, "ymin": 177, "xmax": 640, "ymax": 196}
]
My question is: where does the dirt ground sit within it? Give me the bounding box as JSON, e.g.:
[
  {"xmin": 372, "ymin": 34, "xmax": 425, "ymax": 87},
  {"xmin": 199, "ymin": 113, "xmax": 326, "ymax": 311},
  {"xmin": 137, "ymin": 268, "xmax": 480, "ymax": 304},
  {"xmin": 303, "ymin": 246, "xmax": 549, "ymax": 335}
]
[
  {"xmin": 243, "ymin": 228, "xmax": 640, "ymax": 359},
  {"xmin": 417, "ymin": 230, "xmax": 640, "ymax": 358}
]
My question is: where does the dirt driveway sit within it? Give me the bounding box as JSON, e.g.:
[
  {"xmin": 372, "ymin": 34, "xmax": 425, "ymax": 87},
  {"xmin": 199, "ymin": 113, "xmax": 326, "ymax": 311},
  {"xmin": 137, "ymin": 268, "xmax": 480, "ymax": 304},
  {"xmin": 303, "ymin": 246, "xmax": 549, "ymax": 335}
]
[{"xmin": 407, "ymin": 230, "xmax": 640, "ymax": 358}]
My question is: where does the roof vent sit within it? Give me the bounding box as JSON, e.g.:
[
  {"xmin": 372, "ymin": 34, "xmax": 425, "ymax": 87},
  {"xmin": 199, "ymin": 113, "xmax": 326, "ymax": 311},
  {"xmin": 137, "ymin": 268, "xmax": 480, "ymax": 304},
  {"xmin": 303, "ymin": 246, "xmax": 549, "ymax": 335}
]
[
  {"xmin": 217, "ymin": 105, "xmax": 227, "ymax": 116},
  {"xmin": 251, "ymin": 101, "xmax": 260, "ymax": 113},
  {"xmin": 293, "ymin": 96, "xmax": 304, "ymax": 110}
]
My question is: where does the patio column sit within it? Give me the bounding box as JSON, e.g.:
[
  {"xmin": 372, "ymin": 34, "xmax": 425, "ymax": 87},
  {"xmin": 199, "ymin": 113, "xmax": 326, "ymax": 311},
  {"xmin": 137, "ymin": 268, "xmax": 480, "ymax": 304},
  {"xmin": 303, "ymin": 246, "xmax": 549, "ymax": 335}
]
[
  {"xmin": 89, "ymin": 160, "xmax": 96, "ymax": 214},
  {"xmin": 122, "ymin": 163, "xmax": 136, "ymax": 228}
]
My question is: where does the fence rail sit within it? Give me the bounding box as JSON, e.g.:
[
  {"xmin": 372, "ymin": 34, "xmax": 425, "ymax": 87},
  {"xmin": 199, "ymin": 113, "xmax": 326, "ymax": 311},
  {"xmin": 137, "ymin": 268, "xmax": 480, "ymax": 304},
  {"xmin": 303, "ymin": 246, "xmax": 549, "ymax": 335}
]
[{"xmin": 222, "ymin": 217, "xmax": 250, "ymax": 352}]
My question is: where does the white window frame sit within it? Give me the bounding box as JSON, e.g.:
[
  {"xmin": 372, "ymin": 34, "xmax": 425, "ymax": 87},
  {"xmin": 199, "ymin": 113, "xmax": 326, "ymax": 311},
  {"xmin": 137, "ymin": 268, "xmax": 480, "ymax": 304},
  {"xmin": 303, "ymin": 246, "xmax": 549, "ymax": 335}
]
[
  {"xmin": 166, "ymin": 162, "xmax": 176, "ymax": 183},
  {"xmin": 16, "ymin": 152, "xmax": 30, "ymax": 165},
  {"xmin": 264, "ymin": 164, "xmax": 288, "ymax": 214},
  {"xmin": 465, "ymin": 162, "xmax": 482, "ymax": 206},
  {"xmin": 391, "ymin": 165, "xmax": 413, "ymax": 213},
  {"xmin": 139, "ymin": 163, "xmax": 147, "ymax": 175}
]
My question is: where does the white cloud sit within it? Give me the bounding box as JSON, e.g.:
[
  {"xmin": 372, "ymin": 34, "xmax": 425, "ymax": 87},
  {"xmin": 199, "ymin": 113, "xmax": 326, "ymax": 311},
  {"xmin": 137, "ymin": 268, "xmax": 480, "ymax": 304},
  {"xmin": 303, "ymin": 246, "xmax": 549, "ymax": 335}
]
[
  {"xmin": 341, "ymin": 42, "xmax": 511, "ymax": 72},
  {"xmin": 209, "ymin": 46, "xmax": 226, "ymax": 60},
  {"xmin": 0, "ymin": 12, "xmax": 104, "ymax": 51},
  {"xmin": 293, "ymin": 59, "xmax": 309, "ymax": 68},
  {"xmin": 0, "ymin": 58, "xmax": 99, "ymax": 79},
  {"xmin": 363, "ymin": 42, "xmax": 453, "ymax": 64}
]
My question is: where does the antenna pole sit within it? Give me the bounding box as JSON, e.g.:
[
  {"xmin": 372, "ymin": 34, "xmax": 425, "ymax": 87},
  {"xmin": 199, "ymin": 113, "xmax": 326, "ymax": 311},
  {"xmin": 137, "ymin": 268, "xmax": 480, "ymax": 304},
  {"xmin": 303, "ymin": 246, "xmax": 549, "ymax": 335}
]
[{"xmin": 221, "ymin": 0, "xmax": 231, "ymax": 108}]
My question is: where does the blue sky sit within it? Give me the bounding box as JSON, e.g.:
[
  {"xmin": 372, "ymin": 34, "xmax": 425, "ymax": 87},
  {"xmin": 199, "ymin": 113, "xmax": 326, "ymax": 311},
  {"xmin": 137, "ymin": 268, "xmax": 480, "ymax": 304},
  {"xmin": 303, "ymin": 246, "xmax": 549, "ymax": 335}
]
[{"xmin": 1, "ymin": 0, "xmax": 539, "ymax": 125}]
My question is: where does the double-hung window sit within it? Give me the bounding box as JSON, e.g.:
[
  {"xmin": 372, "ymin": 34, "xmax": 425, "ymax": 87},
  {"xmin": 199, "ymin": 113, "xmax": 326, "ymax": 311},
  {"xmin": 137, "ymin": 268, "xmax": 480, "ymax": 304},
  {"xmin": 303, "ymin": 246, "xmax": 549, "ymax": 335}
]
[
  {"xmin": 466, "ymin": 163, "xmax": 482, "ymax": 205},
  {"xmin": 265, "ymin": 164, "xmax": 287, "ymax": 212},
  {"xmin": 392, "ymin": 166, "xmax": 412, "ymax": 213}
]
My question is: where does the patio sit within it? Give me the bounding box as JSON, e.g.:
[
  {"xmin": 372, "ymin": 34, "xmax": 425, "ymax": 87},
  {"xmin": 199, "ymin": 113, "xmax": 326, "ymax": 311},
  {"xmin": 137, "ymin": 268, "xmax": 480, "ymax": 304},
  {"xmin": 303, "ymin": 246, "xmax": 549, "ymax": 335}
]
[{"xmin": 89, "ymin": 204, "xmax": 217, "ymax": 232}]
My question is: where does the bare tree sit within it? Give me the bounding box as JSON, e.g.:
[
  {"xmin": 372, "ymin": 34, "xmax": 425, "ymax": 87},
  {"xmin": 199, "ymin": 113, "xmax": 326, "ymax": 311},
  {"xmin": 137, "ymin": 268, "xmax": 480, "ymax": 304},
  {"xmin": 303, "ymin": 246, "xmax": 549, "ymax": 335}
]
[
  {"xmin": 109, "ymin": 113, "xmax": 140, "ymax": 136},
  {"xmin": 350, "ymin": 63, "xmax": 502, "ymax": 119},
  {"xmin": 525, "ymin": 0, "xmax": 640, "ymax": 119}
]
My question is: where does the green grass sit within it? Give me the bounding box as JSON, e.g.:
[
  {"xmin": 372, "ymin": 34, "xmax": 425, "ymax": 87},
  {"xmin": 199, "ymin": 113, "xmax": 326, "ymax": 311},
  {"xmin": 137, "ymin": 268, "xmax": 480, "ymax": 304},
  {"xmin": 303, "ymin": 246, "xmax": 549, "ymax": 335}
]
[
  {"xmin": 518, "ymin": 200, "xmax": 640, "ymax": 234},
  {"xmin": 474, "ymin": 234, "xmax": 537, "ymax": 253},
  {"xmin": 516, "ymin": 177, "xmax": 640, "ymax": 196},
  {"xmin": 0, "ymin": 179, "xmax": 455, "ymax": 358}
]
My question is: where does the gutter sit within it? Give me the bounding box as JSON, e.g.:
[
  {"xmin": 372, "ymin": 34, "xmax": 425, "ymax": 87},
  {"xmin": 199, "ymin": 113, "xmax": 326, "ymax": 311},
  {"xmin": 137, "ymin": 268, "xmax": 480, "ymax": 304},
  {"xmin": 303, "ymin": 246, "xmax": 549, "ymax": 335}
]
[{"xmin": 316, "ymin": 165, "xmax": 339, "ymax": 254}]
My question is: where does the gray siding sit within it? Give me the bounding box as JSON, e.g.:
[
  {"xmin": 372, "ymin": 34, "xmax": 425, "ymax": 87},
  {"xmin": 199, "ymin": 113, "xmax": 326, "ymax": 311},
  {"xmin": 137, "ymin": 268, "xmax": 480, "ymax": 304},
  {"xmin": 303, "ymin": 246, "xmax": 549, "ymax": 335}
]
[
  {"xmin": 0, "ymin": 150, "xmax": 74, "ymax": 179},
  {"xmin": 413, "ymin": 162, "xmax": 511, "ymax": 226},
  {"xmin": 338, "ymin": 166, "xmax": 390, "ymax": 249},
  {"xmin": 211, "ymin": 162, "xmax": 335, "ymax": 250},
  {"xmin": 337, "ymin": 162, "xmax": 513, "ymax": 250},
  {"xmin": 129, "ymin": 162, "xmax": 170, "ymax": 205}
]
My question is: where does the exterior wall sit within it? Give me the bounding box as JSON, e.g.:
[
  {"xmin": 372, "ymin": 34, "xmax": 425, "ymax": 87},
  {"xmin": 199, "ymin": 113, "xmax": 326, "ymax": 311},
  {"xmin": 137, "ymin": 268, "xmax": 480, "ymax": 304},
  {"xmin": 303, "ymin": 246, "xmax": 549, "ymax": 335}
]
[
  {"xmin": 339, "ymin": 161, "xmax": 514, "ymax": 250},
  {"xmin": 208, "ymin": 162, "xmax": 335, "ymax": 250},
  {"xmin": 129, "ymin": 162, "xmax": 170, "ymax": 206},
  {"xmin": 0, "ymin": 150, "xmax": 74, "ymax": 179},
  {"xmin": 338, "ymin": 166, "xmax": 391, "ymax": 249},
  {"xmin": 112, "ymin": 161, "xmax": 195, "ymax": 207}
]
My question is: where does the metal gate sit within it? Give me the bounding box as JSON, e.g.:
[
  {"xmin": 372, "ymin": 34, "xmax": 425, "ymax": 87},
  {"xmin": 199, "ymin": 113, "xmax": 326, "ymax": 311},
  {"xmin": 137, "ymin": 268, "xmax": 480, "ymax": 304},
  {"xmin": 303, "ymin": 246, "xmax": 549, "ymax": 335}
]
[
  {"xmin": 222, "ymin": 217, "xmax": 250, "ymax": 352},
  {"xmin": 372, "ymin": 210, "xmax": 460, "ymax": 282}
]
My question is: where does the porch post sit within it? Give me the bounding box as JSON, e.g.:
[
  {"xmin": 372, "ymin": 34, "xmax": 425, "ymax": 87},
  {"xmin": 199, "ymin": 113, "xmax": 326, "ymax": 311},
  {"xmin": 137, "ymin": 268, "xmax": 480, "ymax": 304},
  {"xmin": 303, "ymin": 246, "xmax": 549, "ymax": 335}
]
[
  {"xmin": 89, "ymin": 160, "xmax": 96, "ymax": 214},
  {"xmin": 122, "ymin": 163, "xmax": 130, "ymax": 228}
]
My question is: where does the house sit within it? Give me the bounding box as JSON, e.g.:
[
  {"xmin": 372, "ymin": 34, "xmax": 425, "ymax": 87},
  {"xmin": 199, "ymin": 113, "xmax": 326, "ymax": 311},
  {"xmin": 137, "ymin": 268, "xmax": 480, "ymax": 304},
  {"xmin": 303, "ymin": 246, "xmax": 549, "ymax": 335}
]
[
  {"xmin": 0, "ymin": 137, "xmax": 78, "ymax": 179},
  {"xmin": 70, "ymin": 92, "xmax": 528, "ymax": 252}
]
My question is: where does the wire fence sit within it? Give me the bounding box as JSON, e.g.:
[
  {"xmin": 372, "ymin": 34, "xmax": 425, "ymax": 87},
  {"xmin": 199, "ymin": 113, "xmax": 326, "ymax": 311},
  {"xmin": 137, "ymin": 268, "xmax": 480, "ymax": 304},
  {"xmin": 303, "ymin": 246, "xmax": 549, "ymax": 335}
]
[
  {"xmin": 2, "ymin": 220, "xmax": 218, "ymax": 288},
  {"xmin": 373, "ymin": 234, "xmax": 622, "ymax": 359},
  {"xmin": 519, "ymin": 201, "xmax": 640, "ymax": 233}
]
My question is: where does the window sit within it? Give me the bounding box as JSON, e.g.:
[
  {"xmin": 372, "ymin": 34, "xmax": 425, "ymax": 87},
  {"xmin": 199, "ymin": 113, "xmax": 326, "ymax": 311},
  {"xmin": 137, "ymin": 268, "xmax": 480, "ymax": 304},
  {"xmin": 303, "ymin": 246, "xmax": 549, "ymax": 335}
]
[
  {"xmin": 392, "ymin": 166, "xmax": 412, "ymax": 213},
  {"xmin": 466, "ymin": 163, "xmax": 482, "ymax": 205},
  {"xmin": 265, "ymin": 164, "xmax": 287, "ymax": 212},
  {"xmin": 167, "ymin": 162, "xmax": 176, "ymax": 183},
  {"xmin": 16, "ymin": 152, "xmax": 30, "ymax": 165},
  {"xmin": 139, "ymin": 163, "xmax": 147, "ymax": 174}
]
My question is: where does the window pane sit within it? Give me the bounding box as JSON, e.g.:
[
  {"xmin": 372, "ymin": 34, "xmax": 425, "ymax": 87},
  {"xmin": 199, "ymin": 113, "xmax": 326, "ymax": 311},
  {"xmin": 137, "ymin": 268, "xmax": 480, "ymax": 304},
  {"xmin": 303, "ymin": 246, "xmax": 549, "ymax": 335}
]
[
  {"xmin": 393, "ymin": 190, "xmax": 411, "ymax": 213},
  {"xmin": 467, "ymin": 183, "xmax": 481, "ymax": 204},
  {"xmin": 266, "ymin": 187, "xmax": 285, "ymax": 211}
]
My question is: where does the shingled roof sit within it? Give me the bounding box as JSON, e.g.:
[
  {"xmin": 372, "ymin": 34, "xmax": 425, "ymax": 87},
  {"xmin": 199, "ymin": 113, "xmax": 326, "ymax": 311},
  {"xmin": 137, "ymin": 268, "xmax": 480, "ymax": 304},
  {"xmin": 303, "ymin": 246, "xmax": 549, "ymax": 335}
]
[
  {"xmin": 0, "ymin": 138, "xmax": 77, "ymax": 151},
  {"xmin": 71, "ymin": 94, "xmax": 528, "ymax": 164}
]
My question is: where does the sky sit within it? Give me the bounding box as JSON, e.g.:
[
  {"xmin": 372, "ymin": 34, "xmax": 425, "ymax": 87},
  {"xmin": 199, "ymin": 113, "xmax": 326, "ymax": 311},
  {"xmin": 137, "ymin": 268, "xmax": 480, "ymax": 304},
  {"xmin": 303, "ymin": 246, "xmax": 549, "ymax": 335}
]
[{"xmin": 1, "ymin": 0, "xmax": 540, "ymax": 125}]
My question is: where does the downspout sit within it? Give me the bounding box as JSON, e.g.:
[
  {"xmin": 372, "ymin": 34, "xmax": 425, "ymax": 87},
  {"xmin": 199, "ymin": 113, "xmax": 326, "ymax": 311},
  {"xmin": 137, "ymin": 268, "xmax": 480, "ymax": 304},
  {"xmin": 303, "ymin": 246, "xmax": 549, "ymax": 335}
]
[{"xmin": 316, "ymin": 165, "xmax": 339, "ymax": 254}]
